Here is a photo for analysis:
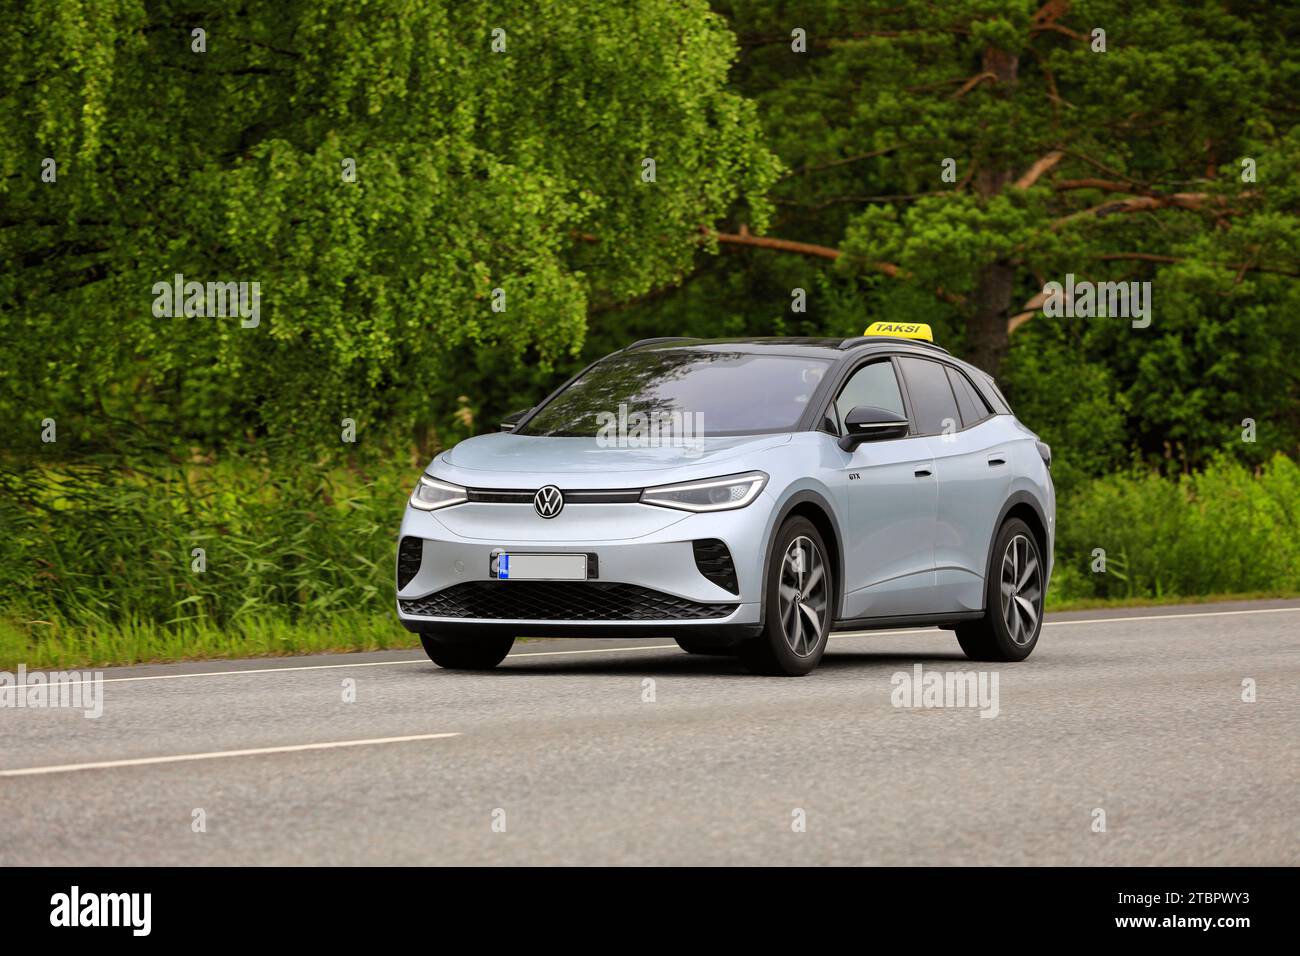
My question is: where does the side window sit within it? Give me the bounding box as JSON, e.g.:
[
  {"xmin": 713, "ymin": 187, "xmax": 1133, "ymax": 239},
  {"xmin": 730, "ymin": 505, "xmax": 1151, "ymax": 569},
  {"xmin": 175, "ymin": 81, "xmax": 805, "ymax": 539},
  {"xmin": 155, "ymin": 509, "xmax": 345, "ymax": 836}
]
[
  {"xmin": 946, "ymin": 365, "xmax": 992, "ymax": 428},
  {"xmin": 897, "ymin": 357, "xmax": 961, "ymax": 436},
  {"xmin": 834, "ymin": 360, "xmax": 906, "ymax": 428},
  {"xmin": 982, "ymin": 375, "xmax": 1012, "ymax": 415}
]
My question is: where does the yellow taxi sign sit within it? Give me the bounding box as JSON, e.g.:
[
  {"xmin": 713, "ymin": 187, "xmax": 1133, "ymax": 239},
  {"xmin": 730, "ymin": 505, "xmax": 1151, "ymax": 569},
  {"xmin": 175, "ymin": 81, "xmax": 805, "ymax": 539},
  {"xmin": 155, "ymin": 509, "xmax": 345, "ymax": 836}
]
[{"xmin": 864, "ymin": 321, "xmax": 933, "ymax": 342}]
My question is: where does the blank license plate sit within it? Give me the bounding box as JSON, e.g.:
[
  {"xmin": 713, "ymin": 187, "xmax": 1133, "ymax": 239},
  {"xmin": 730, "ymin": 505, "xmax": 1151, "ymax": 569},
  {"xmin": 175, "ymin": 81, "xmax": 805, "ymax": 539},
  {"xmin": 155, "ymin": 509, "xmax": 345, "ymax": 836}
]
[{"xmin": 496, "ymin": 553, "xmax": 587, "ymax": 581}]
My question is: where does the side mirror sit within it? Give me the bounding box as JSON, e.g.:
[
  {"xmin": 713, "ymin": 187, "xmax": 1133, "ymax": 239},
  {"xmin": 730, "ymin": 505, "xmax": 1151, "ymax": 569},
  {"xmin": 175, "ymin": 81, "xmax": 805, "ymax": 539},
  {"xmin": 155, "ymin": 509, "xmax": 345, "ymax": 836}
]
[
  {"xmin": 838, "ymin": 405, "xmax": 910, "ymax": 451},
  {"xmin": 499, "ymin": 408, "xmax": 530, "ymax": 433}
]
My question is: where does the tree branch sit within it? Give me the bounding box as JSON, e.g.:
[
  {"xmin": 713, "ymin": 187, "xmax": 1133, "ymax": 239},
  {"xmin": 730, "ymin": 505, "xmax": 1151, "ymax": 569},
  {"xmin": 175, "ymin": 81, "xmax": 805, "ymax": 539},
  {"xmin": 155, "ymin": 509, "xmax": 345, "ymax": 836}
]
[
  {"xmin": 1049, "ymin": 147, "xmax": 1142, "ymax": 186},
  {"xmin": 952, "ymin": 71, "xmax": 997, "ymax": 99},
  {"xmin": 1031, "ymin": 0, "xmax": 1073, "ymax": 29},
  {"xmin": 1053, "ymin": 178, "xmax": 1135, "ymax": 193},
  {"xmin": 706, "ymin": 225, "xmax": 870, "ymax": 267},
  {"xmin": 1014, "ymin": 150, "xmax": 1065, "ymax": 189},
  {"xmin": 1031, "ymin": 21, "xmax": 1087, "ymax": 41},
  {"xmin": 1048, "ymin": 192, "xmax": 1237, "ymax": 231},
  {"xmin": 700, "ymin": 226, "xmax": 964, "ymax": 305}
]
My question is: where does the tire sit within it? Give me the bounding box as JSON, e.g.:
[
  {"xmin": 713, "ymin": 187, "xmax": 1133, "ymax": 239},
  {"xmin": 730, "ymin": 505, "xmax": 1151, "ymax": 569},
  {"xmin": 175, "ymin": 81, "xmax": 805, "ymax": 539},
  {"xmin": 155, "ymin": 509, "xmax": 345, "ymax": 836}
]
[
  {"xmin": 419, "ymin": 630, "xmax": 515, "ymax": 670},
  {"xmin": 955, "ymin": 517, "xmax": 1044, "ymax": 662},
  {"xmin": 739, "ymin": 516, "xmax": 834, "ymax": 676},
  {"xmin": 674, "ymin": 636, "xmax": 739, "ymax": 656}
]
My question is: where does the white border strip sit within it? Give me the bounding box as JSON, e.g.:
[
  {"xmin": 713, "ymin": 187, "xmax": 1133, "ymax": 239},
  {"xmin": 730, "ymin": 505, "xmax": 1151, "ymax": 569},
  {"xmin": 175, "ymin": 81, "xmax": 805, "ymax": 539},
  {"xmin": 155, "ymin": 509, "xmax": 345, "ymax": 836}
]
[{"xmin": 0, "ymin": 732, "xmax": 461, "ymax": 778}]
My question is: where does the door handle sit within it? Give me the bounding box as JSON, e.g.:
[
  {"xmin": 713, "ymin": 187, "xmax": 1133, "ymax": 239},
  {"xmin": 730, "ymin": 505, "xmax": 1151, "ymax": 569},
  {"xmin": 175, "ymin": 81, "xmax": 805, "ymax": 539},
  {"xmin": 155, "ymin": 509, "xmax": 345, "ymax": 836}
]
[
  {"xmin": 914, "ymin": 467, "xmax": 933, "ymax": 478},
  {"xmin": 987, "ymin": 455, "xmax": 1007, "ymax": 466}
]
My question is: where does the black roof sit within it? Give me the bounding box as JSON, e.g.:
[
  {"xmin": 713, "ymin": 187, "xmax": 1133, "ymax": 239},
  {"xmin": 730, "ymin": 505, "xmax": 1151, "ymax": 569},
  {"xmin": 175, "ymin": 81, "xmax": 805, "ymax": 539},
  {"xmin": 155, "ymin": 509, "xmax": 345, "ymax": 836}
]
[{"xmin": 624, "ymin": 335, "xmax": 952, "ymax": 357}]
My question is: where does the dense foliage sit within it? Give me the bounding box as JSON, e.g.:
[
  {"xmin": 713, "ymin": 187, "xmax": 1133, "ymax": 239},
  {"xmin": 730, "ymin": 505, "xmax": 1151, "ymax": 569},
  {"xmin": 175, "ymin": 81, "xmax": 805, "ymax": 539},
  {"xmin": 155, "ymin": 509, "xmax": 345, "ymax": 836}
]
[
  {"xmin": 5, "ymin": 2, "xmax": 1297, "ymax": 474},
  {"xmin": 1, "ymin": 0, "xmax": 778, "ymax": 454}
]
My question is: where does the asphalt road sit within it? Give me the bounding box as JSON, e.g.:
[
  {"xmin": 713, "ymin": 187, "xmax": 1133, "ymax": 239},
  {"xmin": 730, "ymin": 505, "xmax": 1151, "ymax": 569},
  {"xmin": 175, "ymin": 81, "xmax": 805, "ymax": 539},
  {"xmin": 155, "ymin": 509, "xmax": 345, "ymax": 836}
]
[{"xmin": 2, "ymin": 600, "xmax": 1297, "ymax": 865}]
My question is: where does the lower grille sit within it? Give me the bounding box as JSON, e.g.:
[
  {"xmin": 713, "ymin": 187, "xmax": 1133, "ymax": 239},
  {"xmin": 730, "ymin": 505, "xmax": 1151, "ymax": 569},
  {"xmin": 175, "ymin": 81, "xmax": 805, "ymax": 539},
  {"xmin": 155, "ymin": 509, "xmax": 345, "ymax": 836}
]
[{"xmin": 399, "ymin": 581, "xmax": 736, "ymax": 621}]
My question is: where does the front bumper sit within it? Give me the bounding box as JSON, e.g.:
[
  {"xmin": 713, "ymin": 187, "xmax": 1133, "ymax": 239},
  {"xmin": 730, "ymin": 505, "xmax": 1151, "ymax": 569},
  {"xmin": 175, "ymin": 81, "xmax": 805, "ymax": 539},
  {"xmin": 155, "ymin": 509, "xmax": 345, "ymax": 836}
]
[{"xmin": 395, "ymin": 497, "xmax": 772, "ymax": 635}]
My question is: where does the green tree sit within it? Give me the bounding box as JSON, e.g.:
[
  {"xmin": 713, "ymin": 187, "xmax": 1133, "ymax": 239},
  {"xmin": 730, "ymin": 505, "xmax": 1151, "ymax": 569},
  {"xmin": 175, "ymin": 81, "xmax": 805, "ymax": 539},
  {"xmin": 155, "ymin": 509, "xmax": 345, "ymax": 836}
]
[{"xmin": 0, "ymin": 0, "xmax": 779, "ymax": 455}]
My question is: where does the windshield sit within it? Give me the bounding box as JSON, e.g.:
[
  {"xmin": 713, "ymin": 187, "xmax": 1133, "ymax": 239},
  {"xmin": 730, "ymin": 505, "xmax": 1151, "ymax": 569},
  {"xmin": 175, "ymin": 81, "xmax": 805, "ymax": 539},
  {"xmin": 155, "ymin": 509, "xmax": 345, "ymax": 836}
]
[{"xmin": 518, "ymin": 350, "xmax": 832, "ymax": 437}]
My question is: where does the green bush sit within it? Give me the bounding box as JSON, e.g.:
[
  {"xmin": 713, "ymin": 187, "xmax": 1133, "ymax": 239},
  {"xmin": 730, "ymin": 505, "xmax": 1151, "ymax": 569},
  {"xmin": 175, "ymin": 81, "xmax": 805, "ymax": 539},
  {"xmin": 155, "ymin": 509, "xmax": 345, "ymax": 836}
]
[{"xmin": 1053, "ymin": 454, "xmax": 1300, "ymax": 600}]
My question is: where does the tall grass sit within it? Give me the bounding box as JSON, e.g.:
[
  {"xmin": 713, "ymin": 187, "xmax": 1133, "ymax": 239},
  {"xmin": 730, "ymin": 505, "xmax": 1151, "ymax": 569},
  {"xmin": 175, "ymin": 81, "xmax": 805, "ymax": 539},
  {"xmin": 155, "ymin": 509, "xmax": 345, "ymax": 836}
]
[
  {"xmin": 1, "ymin": 449, "xmax": 1297, "ymax": 669},
  {"xmin": 0, "ymin": 449, "xmax": 415, "ymax": 667}
]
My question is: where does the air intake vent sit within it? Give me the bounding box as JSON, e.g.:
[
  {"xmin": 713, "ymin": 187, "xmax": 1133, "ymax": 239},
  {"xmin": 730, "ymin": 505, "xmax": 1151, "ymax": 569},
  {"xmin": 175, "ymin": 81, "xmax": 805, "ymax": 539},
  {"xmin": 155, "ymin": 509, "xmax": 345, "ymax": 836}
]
[
  {"xmin": 399, "ymin": 581, "xmax": 736, "ymax": 621},
  {"xmin": 396, "ymin": 537, "xmax": 423, "ymax": 590},
  {"xmin": 693, "ymin": 539, "xmax": 739, "ymax": 594}
]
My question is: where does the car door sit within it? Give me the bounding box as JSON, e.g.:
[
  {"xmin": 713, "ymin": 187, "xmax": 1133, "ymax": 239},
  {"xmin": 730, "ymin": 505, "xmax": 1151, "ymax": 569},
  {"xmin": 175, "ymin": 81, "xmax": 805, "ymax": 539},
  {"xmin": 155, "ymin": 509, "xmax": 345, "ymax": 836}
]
[
  {"xmin": 829, "ymin": 358, "xmax": 937, "ymax": 619},
  {"xmin": 895, "ymin": 356, "xmax": 1011, "ymax": 614}
]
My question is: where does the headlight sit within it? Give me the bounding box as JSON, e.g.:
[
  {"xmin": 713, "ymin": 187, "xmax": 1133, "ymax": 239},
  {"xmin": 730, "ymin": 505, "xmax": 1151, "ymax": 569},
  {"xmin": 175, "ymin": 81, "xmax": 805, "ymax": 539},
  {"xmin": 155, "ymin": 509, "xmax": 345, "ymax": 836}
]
[
  {"xmin": 409, "ymin": 476, "xmax": 467, "ymax": 511},
  {"xmin": 640, "ymin": 471, "xmax": 768, "ymax": 512}
]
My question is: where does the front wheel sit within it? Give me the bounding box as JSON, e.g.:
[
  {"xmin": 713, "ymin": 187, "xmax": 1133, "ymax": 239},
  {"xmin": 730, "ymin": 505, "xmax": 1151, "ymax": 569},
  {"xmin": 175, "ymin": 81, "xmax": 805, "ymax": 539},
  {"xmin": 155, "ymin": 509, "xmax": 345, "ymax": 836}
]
[
  {"xmin": 419, "ymin": 631, "xmax": 515, "ymax": 670},
  {"xmin": 739, "ymin": 516, "xmax": 834, "ymax": 676},
  {"xmin": 955, "ymin": 517, "xmax": 1043, "ymax": 662}
]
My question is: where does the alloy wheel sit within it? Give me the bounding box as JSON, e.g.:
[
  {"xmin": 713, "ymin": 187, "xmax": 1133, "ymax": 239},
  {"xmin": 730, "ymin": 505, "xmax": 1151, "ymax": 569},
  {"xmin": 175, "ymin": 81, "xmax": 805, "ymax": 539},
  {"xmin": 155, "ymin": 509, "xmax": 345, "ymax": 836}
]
[
  {"xmin": 1000, "ymin": 533, "xmax": 1042, "ymax": 646},
  {"xmin": 778, "ymin": 535, "xmax": 828, "ymax": 657}
]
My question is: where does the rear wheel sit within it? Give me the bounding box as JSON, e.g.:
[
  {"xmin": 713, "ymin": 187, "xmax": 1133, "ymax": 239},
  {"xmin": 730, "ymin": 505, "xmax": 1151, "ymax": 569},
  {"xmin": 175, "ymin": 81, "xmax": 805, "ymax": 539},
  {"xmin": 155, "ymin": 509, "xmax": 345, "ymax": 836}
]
[
  {"xmin": 955, "ymin": 518, "xmax": 1043, "ymax": 662},
  {"xmin": 740, "ymin": 517, "xmax": 833, "ymax": 676},
  {"xmin": 419, "ymin": 631, "xmax": 515, "ymax": 670}
]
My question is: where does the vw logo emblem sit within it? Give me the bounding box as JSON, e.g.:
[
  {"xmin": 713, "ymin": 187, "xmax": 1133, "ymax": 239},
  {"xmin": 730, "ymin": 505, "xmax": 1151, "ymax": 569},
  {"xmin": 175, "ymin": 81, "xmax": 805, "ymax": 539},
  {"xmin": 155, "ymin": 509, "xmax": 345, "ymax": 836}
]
[{"xmin": 533, "ymin": 485, "xmax": 564, "ymax": 519}]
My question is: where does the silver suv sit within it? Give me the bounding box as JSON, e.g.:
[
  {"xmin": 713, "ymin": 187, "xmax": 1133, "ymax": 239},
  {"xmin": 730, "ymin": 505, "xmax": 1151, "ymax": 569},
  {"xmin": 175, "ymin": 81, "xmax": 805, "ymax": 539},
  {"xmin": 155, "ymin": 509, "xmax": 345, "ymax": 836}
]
[{"xmin": 396, "ymin": 334, "xmax": 1054, "ymax": 675}]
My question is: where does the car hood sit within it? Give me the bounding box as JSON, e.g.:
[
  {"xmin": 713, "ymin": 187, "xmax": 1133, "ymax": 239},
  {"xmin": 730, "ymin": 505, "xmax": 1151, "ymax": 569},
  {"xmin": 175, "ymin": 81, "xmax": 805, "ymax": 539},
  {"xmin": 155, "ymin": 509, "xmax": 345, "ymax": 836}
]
[{"xmin": 432, "ymin": 432, "xmax": 792, "ymax": 487}]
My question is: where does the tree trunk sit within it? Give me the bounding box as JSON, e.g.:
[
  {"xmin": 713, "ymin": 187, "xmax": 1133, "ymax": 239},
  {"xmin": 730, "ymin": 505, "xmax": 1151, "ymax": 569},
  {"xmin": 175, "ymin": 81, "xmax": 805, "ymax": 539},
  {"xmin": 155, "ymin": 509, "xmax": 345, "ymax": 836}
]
[
  {"xmin": 966, "ymin": 46, "xmax": 1019, "ymax": 376},
  {"xmin": 968, "ymin": 261, "xmax": 1015, "ymax": 374}
]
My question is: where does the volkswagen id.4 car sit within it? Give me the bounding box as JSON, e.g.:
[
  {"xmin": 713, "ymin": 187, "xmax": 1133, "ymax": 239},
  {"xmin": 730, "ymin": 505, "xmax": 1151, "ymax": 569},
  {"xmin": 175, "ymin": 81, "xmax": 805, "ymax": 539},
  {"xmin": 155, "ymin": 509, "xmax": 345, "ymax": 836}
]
[{"xmin": 396, "ymin": 323, "xmax": 1054, "ymax": 675}]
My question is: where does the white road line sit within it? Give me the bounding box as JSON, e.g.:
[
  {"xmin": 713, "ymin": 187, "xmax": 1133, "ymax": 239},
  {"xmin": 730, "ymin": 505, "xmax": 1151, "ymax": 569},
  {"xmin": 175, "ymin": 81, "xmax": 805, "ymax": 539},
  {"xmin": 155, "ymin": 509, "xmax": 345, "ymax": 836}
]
[
  {"xmin": 1046, "ymin": 607, "xmax": 1300, "ymax": 627},
  {"xmin": 836, "ymin": 605, "xmax": 1300, "ymax": 635},
  {"xmin": 15, "ymin": 605, "xmax": 1300, "ymax": 688},
  {"xmin": 0, "ymin": 732, "xmax": 462, "ymax": 778}
]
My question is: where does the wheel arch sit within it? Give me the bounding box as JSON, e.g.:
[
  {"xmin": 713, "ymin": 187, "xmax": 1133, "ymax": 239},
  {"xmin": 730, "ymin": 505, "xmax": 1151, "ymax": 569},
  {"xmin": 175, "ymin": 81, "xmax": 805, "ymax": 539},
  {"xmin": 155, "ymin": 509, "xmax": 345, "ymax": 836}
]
[
  {"xmin": 982, "ymin": 491, "xmax": 1051, "ymax": 611},
  {"xmin": 760, "ymin": 490, "xmax": 846, "ymax": 624}
]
